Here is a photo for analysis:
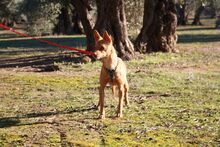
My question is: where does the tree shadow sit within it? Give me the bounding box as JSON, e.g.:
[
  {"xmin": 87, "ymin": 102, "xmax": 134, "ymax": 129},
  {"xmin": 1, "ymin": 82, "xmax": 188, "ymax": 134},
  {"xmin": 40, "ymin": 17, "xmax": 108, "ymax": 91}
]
[
  {"xmin": 0, "ymin": 33, "xmax": 20, "ymax": 39},
  {"xmin": 0, "ymin": 48, "xmax": 58, "ymax": 55},
  {"xmin": 0, "ymin": 36, "xmax": 89, "ymax": 70},
  {"xmin": 0, "ymin": 52, "xmax": 88, "ymax": 71},
  {"xmin": 177, "ymin": 26, "xmax": 215, "ymax": 31},
  {"xmin": 178, "ymin": 34, "xmax": 220, "ymax": 43},
  {"xmin": 0, "ymin": 104, "xmax": 97, "ymax": 128},
  {"xmin": 0, "ymin": 37, "xmax": 86, "ymax": 48}
]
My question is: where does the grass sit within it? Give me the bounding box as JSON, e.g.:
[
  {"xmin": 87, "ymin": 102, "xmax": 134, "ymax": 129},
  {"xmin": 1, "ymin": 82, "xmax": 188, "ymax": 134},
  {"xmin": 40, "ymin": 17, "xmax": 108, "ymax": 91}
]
[
  {"xmin": 0, "ymin": 22, "xmax": 220, "ymax": 146},
  {"xmin": 176, "ymin": 18, "xmax": 220, "ymax": 43}
]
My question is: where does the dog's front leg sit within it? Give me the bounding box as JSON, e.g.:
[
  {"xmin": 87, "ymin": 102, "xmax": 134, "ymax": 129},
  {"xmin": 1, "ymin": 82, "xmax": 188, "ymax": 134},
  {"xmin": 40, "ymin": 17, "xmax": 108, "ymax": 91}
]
[
  {"xmin": 124, "ymin": 81, "xmax": 129, "ymax": 106},
  {"xmin": 117, "ymin": 84, "xmax": 124, "ymax": 118},
  {"xmin": 99, "ymin": 85, "xmax": 106, "ymax": 119}
]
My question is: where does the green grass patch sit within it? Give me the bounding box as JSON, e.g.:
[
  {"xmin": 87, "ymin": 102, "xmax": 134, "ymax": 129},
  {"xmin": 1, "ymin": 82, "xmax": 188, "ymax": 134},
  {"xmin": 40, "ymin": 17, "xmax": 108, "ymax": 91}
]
[{"xmin": 0, "ymin": 23, "xmax": 220, "ymax": 146}]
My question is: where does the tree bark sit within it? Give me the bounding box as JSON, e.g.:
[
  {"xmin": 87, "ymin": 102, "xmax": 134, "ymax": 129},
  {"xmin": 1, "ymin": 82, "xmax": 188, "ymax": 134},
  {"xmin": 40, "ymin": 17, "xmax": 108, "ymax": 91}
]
[
  {"xmin": 72, "ymin": 0, "xmax": 94, "ymax": 51},
  {"xmin": 95, "ymin": 0, "xmax": 135, "ymax": 60},
  {"xmin": 53, "ymin": 7, "xmax": 74, "ymax": 35},
  {"xmin": 72, "ymin": 10, "xmax": 84, "ymax": 34},
  {"xmin": 135, "ymin": 0, "xmax": 178, "ymax": 53},
  {"xmin": 176, "ymin": 4, "xmax": 188, "ymax": 25},
  {"xmin": 192, "ymin": 4, "xmax": 205, "ymax": 25}
]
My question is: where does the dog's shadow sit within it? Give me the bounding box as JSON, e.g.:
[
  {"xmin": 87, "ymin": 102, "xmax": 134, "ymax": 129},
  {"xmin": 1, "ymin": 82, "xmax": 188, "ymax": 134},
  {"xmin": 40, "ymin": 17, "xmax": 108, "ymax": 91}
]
[{"xmin": 0, "ymin": 105, "xmax": 97, "ymax": 128}]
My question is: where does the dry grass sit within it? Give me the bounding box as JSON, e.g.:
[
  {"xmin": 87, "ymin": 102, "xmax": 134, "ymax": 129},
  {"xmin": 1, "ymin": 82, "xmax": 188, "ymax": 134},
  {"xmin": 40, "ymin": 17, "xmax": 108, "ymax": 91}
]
[{"xmin": 0, "ymin": 21, "xmax": 220, "ymax": 146}]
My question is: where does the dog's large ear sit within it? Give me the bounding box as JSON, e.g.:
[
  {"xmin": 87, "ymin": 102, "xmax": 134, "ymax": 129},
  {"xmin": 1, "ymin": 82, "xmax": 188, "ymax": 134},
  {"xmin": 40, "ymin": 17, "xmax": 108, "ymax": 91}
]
[
  {"xmin": 93, "ymin": 30, "xmax": 102, "ymax": 42},
  {"xmin": 103, "ymin": 31, "xmax": 112, "ymax": 44}
]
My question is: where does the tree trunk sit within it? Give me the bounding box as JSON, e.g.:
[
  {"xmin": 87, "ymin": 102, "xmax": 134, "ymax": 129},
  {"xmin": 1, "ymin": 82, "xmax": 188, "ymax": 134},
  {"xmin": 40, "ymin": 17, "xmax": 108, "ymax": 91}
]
[
  {"xmin": 95, "ymin": 0, "xmax": 135, "ymax": 60},
  {"xmin": 72, "ymin": 0, "xmax": 94, "ymax": 51},
  {"xmin": 209, "ymin": 0, "xmax": 216, "ymax": 18},
  {"xmin": 176, "ymin": 4, "xmax": 188, "ymax": 25},
  {"xmin": 192, "ymin": 4, "xmax": 205, "ymax": 25},
  {"xmin": 53, "ymin": 7, "xmax": 74, "ymax": 35},
  {"xmin": 135, "ymin": 0, "xmax": 178, "ymax": 53},
  {"xmin": 72, "ymin": 10, "xmax": 84, "ymax": 34}
]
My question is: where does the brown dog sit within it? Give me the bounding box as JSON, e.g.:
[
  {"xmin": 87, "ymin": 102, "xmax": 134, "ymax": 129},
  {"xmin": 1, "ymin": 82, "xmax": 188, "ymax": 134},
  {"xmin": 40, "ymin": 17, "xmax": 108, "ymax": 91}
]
[{"xmin": 93, "ymin": 30, "xmax": 129, "ymax": 119}]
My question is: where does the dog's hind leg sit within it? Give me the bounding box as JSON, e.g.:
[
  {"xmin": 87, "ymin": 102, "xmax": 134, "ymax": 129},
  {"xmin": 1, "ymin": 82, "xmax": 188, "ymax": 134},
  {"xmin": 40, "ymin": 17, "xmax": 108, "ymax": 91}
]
[
  {"xmin": 124, "ymin": 81, "xmax": 129, "ymax": 106},
  {"xmin": 117, "ymin": 84, "xmax": 124, "ymax": 118},
  {"xmin": 112, "ymin": 85, "xmax": 117, "ymax": 100}
]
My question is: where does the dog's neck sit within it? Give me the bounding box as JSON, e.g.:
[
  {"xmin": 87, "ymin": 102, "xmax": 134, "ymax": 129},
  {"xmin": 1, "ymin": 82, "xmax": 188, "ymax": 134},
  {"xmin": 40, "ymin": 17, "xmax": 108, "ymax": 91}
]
[{"xmin": 102, "ymin": 47, "xmax": 118, "ymax": 70}]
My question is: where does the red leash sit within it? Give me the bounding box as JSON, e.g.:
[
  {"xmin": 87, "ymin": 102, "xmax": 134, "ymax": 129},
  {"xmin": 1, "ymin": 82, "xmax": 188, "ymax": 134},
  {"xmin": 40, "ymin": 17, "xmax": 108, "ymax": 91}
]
[{"xmin": 0, "ymin": 23, "xmax": 95, "ymax": 56}]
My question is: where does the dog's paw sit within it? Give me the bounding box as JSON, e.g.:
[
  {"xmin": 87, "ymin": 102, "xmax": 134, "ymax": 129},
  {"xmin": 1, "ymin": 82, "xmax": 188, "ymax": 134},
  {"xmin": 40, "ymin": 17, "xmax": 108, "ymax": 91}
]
[
  {"xmin": 99, "ymin": 114, "xmax": 105, "ymax": 119},
  {"xmin": 116, "ymin": 113, "xmax": 123, "ymax": 118},
  {"xmin": 95, "ymin": 105, "xmax": 100, "ymax": 110},
  {"xmin": 113, "ymin": 97, "xmax": 118, "ymax": 101},
  {"xmin": 125, "ymin": 103, "xmax": 130, "ymax": 108}
]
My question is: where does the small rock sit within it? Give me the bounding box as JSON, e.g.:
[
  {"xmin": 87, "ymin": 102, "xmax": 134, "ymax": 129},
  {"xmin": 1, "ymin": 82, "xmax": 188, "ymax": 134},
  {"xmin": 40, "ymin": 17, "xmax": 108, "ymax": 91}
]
[{"xmin": 82, "ymin": 56, "xmax": 92, "ymax": 64}]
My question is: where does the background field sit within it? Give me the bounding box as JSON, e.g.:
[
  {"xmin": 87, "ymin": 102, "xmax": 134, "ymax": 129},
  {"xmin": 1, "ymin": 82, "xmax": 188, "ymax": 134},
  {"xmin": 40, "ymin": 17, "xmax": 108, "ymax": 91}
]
[{"xmin": 0, "ymin": 19, "xmax": 220, "ymax": 146}]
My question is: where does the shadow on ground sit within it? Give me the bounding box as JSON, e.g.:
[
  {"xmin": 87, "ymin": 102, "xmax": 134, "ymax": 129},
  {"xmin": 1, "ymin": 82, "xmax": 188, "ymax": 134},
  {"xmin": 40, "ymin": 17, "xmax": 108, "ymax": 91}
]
[
  {"xmin": 0, "ymin": 105, "xmax": 97, "ymax": 128},
  {"xmin": 0, "ymin": 37, "xmax": 86, "ymax": 48},
  {"xmin": 0, "ymin": 53, "xmax": 89, "ymax": 71},
  {"xmin": 0, "ymin": 36, "xmax": 90, "ymax": 70},
  {"xmin": 178, "ymin": 34, "xmax": 220, "ymax": 43},
  {"xmin": 0, "ymin": 33, "xmax": 19, "ymax": 39},
  {"xmin": 1, "ymin": 30, "xmax": 220, "ymax": 70},
  {"xmin": 177, "ymin": 26, "xmax": 215, "ymax": 31}
]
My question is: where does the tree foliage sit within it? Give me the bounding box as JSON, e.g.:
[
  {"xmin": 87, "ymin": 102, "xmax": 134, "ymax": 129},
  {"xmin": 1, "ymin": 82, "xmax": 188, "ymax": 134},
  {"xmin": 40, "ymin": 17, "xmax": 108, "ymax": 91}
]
[
  {"xmin": 125, "ymin": 0, "xmax": 144, "ymax": 35},
  {"xmin": 0, "ymin": 0, "xmax": 22, "ymax": 26},
  {"xmin": 20, "ymin": 0, "xmax": 69, "ymax": 35},
  {"xmin": 175, "ymin": 0, "xmax": 220, "ymax": 25}
]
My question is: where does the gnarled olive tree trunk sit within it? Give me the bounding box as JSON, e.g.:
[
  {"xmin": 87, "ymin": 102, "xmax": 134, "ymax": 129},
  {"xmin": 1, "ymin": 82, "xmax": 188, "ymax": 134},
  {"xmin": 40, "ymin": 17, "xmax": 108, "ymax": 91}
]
[
  {"xmin": 192, "ymin": 4, "xmax": 205, "ymax": 25},
  {"xmin": 176, "ymin": 3, "xmax": 188, "ymax": 25},
  {"xmin": 135, "ymin": 0, "xmax": 178, "ymax": 53},
  {"xmin": 72, "ymin": 11, "xmax": 84, "ymax": 34},
  {"xmin": 53, "ymin": 7, "xmax": 74, "ymax": 35},
  {"xmin": 95, "ymin": 0, "xmax": 135, "ymax": 60},
  {"xmin": 72, "ymin": 0, "xmax": 94, "ymax": 51}
]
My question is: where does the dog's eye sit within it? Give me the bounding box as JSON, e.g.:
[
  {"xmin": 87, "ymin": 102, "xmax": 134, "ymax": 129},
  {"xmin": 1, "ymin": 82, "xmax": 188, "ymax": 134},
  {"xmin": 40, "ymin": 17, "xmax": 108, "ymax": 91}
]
[{"xmin": 99, "ymin": 46, "xmax": 105, "ymax": 51}]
